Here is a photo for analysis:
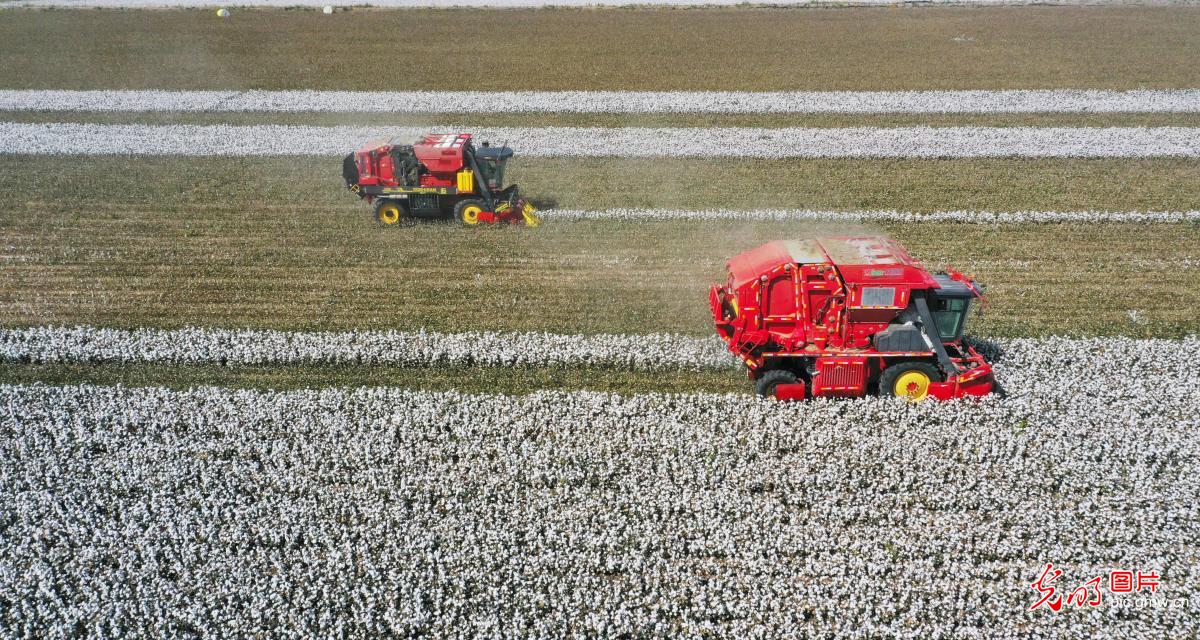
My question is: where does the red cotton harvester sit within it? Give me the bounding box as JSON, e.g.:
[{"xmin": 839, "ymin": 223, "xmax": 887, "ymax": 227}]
[
  {"xmin": 711, "ymin": 236, "xmax": 994, "ymax": 402},
  {"xmin": 343, "ymin": 133, "xmax": 540, "ymax": 227}
]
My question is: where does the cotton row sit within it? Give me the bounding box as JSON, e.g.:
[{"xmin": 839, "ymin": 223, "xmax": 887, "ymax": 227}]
[
  {"xmin": 3, "ymin": 327, "xmax": 1199, "ymax": 389},
  {"xmin": 541, "ymin": 207, "xmax": 1200, "ymax": 224},
  {"xmin": 1, "ymin": 371, "xmax": 1197, "ymax": 637},
  {"xmin": 6, "ymin": 89, "xmax": 1200, "ymax": 113},
  {"xmin": 0, "ymin": 326, "xmax": 738, "ymax": 370},
  {"xmin": 3, "ymin": 122, "xmax": 1198, "ymax": 157}
]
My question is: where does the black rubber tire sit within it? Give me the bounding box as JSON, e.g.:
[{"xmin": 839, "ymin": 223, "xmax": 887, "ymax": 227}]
[
  {"xmin": 373, "ymin": 199, "xmax": 406, "ymax": 226},
  {"xmin": 877, "ymin": 361, "xmax": 942, "ymax": 398},
  {"xmin": 454, "ymin": 198, "xmax": 488, "ymax": 225},
  {"xmin": 755, "ymin": 369, "xmax": 798, "ymax": 398}
]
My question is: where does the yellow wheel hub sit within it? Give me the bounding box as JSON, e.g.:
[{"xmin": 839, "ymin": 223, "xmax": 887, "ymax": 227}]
[
  {"xmin": 461, "ymin": 204, "xmax": 482, "ymax": 225},
  {"xmin": 377, "ymin": 204, "xmax": 401, "ymax": 225},
  {"xmin": 894, "ymin": 370, "xmax": 931, "ymax": 401}
]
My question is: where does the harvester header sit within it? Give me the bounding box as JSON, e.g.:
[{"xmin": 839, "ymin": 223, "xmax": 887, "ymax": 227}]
[
  {"xmin": 343, "ymin": 132, "xmax": 539, "ymax": 227},
  {"xmin": 712, "ymin": 236, "xmax": 994, "ymax": 401}
]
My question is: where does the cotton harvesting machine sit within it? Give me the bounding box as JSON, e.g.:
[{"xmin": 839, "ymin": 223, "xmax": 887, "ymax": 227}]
[
  {"xmin": 711, "ymin": 236, "xmax": 994, "ymax": 402},
  {"xmin": 343, "ymin": 133, "xmax": 540, "ymax": 227}
]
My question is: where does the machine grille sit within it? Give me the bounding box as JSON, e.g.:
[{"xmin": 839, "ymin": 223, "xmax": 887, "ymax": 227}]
[
  {"xmin": 818, "ymin": 359, "xmax": 867, "ymax": 391},
  {"xmin": 409, "ymin": 195, "xmax": 439, "ymax": 211}
]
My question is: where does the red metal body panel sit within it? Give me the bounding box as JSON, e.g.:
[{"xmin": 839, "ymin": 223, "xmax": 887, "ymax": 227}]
[
  {"xmin": 727, "ymin": 240, "xmax": 807, "ymax": 286},
  {"xmin": 354, "ymin": 140, "xmax": 387, "ymax": 187},
  {"xmin": 355, "ymin": 133, "xmax": 470, "ymax": 188},
  {"xmin": 774, "ymin": 383, "xmax": 807, "ymax": 401},
  {"xmin": 714, "ymin": 236, "xmax": 994, "ymax": 402},
  {"xmin": 412, "ymin": 133, "xmax": 470, "ymax": 186},
  {"xmin": 927, "ymin": 348, "xmax": 995, "ymax": 399}
]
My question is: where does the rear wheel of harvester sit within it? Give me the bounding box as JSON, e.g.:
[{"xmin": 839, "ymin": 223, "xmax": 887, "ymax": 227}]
[
  {"xmin": 374, "ymin": 199, "xmax": 405, "ymax": 226},
  {"xmin": 878, "ymin": 361, "xmax": 941, "ymax": 402},
  {"xmin": 455, "ymin": 198, "xmax": 486, "ymax": 226},
  {"xmin": 755, "ymin": 369, "xmax": 798, "ymax": 399}
]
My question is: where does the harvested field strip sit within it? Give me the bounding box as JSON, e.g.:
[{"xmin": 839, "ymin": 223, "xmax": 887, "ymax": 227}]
[
  {"xmin": 5, "ymin": 89, "xmax": 1200, "ymax": 114},
  {"xmin": 3, "ymin": 214, "xmax": 1198, "ymax": 336},
  {"xmin": 2, "ymin": 361, "xmax": 1197, "ymax": 635},
  {"xmin": 4, "ymin": 122, "xmax": 1199, "ymax": 157},
  {"xmin": 2, "ymin": 154, "xmax": 1195, "ymax": 212},
  {"xmin": 2, "ymin": 7, "xmax": 1197, "ymax": 91},
  {"xmin": 0, "ymin": 361, "xmax": 748, "ymax": 394},
  {"xmin": 543, "ymin": 208, "xmax": 1200, "ymax": 224},
  {"xmin": 14, "ymin": 0, "xmax": 1177, "ymax": 6}
]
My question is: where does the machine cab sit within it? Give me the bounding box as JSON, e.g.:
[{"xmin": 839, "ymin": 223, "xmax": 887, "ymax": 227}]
[
  {"xmin": 473, "ymin": 144, "xmax": 513, "ymax": 190},
  {"xmin": 930, "ymin": 274, "xmax": 977, "ymax": 343}
]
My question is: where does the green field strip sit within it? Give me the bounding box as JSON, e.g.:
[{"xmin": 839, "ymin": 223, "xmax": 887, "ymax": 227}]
[
  {"xmin": 0, "ymin": 362, "xmax": 749, "ymax": 395},
  {"xmin": 1, "ymin": 7, "xmax": 1197, "ymax": 91},
  {"xmin": 2, "ymin": 155, "xmax": 1198, "ymax": 212}
]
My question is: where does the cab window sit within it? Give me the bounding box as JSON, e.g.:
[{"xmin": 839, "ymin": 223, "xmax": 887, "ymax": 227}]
[
  {"xmin": 477, "ymin": 157, "xmax": 507, "ymax": 189},
  {"xmin": 932, "ymin": 297, "xmax": 969, "ymax": 339}
]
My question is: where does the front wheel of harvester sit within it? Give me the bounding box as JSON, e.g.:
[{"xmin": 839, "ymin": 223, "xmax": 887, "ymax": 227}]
[
  {"xmin": 755, "ymin": 369, "xmax": 798, "ymax": 399},
  {"xmin": 454, "ymin": 198, "xmax": 486, "ymax": 226},
  {"xmin": 878, "ymin": 361, "xmax": 942, "ymax": 402},
  {"xmin": 374, "ymin": 199, "xmax": 405, "ymax": 226}
]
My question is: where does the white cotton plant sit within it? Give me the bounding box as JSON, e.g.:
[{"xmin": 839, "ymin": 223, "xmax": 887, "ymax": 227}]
[
  {"xmin": 0, "ymin": 326, "xmax": 739, "ymax": 370},
  {"xmin": 0, "ymin": 354, "xmax": 1197, "ymax": 637},
  {"xmin": 2, "ymin": 123, "xmax": 1198, "ymax": 158}
]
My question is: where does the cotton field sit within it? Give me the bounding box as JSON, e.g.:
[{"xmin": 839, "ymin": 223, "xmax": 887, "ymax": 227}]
[
  {"xmin": 4, "ymin": 1, "xmax": 1200, "ymax": 636},
  {"xmin": 4, "ymin": 89, "xmax": 1200, "ymax": 114},
  {"xmin": 4, "ymin": 122, "xmax": 1199, "ymax": 158},
  {"xmin": 2, "ymin": 350, "xmax": 1198, "ymax": 637}
]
